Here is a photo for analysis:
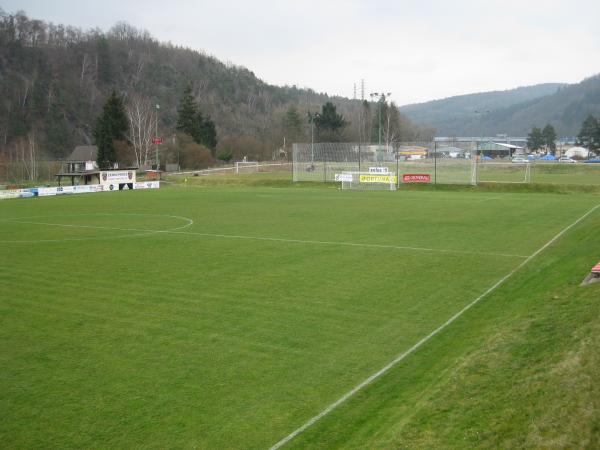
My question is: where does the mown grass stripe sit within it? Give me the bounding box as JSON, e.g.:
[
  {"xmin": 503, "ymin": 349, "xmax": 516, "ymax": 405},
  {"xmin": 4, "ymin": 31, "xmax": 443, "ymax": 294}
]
[{"xmin": 3, "ymin": 219, "xmax": 528, "ymax": 259}]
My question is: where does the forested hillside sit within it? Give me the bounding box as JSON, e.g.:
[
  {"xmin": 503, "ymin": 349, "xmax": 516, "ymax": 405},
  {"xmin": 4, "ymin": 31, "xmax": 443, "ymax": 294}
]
[
  {"xmin": 0, "ymin": 9, "xmax": 431, "ymax": 173},
  {"xmin": 487, "ymin": 75, "xmax": 600, "ymax": 136},
  {"xmin": 401, "ymin": 77, "xmax": 600, "ymax": 137},
  {"xmin": 400, "ymin": 84, "xmax": 563, "ymax": 135}
]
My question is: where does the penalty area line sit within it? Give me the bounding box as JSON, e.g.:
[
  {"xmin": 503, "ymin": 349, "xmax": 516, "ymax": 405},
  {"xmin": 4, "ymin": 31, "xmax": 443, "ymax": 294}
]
[{"xmin": 268, "ymin": 202, "xmax": 600, "ymax": 450}]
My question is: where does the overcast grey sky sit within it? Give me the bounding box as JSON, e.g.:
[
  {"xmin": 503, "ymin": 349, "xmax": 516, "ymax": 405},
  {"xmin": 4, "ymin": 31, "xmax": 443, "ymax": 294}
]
[{"xmin": 4, "ymin": 0, "xmax": 600, "ymax": 105}]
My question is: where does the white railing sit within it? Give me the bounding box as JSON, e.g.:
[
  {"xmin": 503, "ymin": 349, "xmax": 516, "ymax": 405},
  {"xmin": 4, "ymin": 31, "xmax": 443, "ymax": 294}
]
[{"xmin": 170, "ymin": 162, "xmax": 291, "ymax": 176}]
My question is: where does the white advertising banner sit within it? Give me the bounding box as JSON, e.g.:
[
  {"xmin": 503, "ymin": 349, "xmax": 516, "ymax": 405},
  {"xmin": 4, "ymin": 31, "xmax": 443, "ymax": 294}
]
[
  {"xmin": 37, "ymin": 187, "xmax": 58, "ymax": 197},
  {"xmin": 38, "ymin": 184, "xmax": 104, "ymax": 197},
  {"xmin": 57, "ymin": 186, "xmax": 75, "ymax": 195},
  {"xmin": 0, "ymin": 190, "xmax": 24, "ymax": 200},
  {"xmin": 134, "ymin": 181, "xmax": 160, "ymax": 189},
  {"xmin": 2, "ymin": 179, "xmax": 158, "ymax": 201},
  {"xmin": 72, "ymin": 184, "xmax": 103, "ymax": 194},
  {"xmin": 334, "ymin": 173, "xmax": 353, "ymax": 182}
]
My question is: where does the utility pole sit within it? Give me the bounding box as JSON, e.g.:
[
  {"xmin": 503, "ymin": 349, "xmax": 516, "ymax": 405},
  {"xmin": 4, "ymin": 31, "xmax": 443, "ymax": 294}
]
[{"xmin": 359, "ymin": 79, "xmax": 365, "ymax": 172}]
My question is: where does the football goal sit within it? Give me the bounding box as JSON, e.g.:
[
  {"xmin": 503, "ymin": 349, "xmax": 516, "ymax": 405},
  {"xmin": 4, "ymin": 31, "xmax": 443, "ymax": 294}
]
[
  {"xmin": 339, "ymin": 172, "xmax": 398, "ymax": 191},
  {"xmin": 476, "ymin": 162, "xmax": 531, "ymax": 184},
  {"xmin": 235, "ymin": 161, "xmax": 259, "ymax": 174}
]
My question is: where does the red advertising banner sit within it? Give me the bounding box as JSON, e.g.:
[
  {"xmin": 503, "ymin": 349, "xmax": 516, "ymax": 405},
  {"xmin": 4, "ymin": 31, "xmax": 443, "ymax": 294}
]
[
  {"xmin": 152, "ymin": 137, "xmax": 163, "ymax": 145},
  {"xmin": 403, "ymin": 174, "xmax": 431, "ymax": 183}
]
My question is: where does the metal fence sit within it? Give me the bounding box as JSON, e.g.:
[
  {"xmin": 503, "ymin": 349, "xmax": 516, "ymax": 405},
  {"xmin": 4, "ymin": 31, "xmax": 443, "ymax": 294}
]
[
  {"xmin": 292, "ymin": 142, "xmax": 475, "ymax": 185},
  {"xmin": 293, "ymin": 142, "xmax": 600, "ymax": 186}
]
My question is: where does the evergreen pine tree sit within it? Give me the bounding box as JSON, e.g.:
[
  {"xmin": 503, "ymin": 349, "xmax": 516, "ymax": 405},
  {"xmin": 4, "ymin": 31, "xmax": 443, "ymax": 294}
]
[
  {"xmin": 314, "ymin": 102, "xmax": 346, "ymax": 141},
  {"xmin": 104, "ymin": 91, "xmax": 128, "ymax": 140},
  {"xmin": 594, "ymin": 121, "xmax": 600, "ymax": 154},
  {"xmin": 284, "ymin": 105, "xmax": 303, "ymax": 142},
  {"xmin": 542, "ymin": 123, "xmax": 557, "ymax": 154},
  {"xmin": 199, "ymin": 116, "xmax": 217, "ymax": 153},
  {"xmin": 96, "ymin": 36, "xmax": 112, "ymax": 84},
  {"xmin": 177, "ymin": 84, "xmax": 218, "ymax": 153},
  {"xmin": 176, "ymin": 84, "xmax": 198, "ymax": 136},
  {"xmin": 94, "ymin": 91, "xmax": 128, "ymax": 169},
  {"xmin": 526, "ymin": 127, "xmax": 544, "ymax": 151},
  {"xmin": 578, "ymin": 115, "xmax": 599, "ymax": 151},
  {"xmin": 95, "ymin": 117, "xmax": 116, "ymax": 169}
]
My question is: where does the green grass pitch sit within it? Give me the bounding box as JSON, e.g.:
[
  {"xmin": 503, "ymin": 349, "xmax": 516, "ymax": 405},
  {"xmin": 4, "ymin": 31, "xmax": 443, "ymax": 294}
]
[{"xmin": 1, "ymin": 184, "xmax": 599, "ymax": 448}]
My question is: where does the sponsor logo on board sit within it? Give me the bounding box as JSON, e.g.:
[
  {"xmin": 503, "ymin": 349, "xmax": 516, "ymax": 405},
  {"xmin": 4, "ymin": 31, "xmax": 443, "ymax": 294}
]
[
  {"xmin": 359, "ymin": 174, "xmax": 398, "ymax": 184},
  {"xmin": 402, "ymin": 174, "xmax": 431, "ymax": 183},
  {"xmin": 368, "ymin": 167, "xmax": 389, "ymax": 174},
  {"xmin": 334, "ymin": 173, "xmax": 353, "ymax": 182}
]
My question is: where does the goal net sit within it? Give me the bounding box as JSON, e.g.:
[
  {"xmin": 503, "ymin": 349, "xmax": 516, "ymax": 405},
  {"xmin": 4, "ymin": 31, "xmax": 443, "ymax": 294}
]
[
  {"xmin": 339, "ymin": 172, "xmax": 398, "ymax": 191},
  {"xmin": 235, "ymin": 161, "xmax": 259, "ymax": 173},
  {"xmin": 476, "ymin": 162, "xmax": 531, "ymax": 184}
]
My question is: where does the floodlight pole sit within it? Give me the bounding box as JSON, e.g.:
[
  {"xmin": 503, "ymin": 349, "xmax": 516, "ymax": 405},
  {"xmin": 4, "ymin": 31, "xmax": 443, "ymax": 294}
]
[
  {"xmin": 309, "ymin": 112, "xmax": 321, "ymax": 166},
  {"xmin": 434, "ymin": 141, "xmax": 437, "ymax": 186},
  {"xmin": 310, "ymin": 112, "xmax": 316, "ymax": 163},
  {"xmin": 155, "ymin": 104, "xmax": 160, "ymax": 171},
  {"xmin": 358, "ymin": 102, "xmax": 362, "ymax": 173},
  {"xmin": 370, "ymin": 92, "xmax": 391, "ymax": 165}
]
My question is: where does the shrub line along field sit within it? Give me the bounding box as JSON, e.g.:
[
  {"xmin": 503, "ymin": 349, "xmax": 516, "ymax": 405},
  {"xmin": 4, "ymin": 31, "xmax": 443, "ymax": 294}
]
[{"xmin": 1, "ymin": 178, "xmax": 600, "ymax": 448}]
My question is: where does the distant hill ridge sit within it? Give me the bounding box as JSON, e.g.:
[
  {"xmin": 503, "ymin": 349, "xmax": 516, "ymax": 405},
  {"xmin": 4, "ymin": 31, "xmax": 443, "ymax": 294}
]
[{"xmin": 400, "ymin": 76, "xmax": 600, "ymax": 136}]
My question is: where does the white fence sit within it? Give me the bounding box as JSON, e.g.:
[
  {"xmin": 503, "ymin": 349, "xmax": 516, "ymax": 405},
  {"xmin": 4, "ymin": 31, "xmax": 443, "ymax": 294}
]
[{"xmin": 171, "ymin": 162, "xmax": 291, "ymax": 176}]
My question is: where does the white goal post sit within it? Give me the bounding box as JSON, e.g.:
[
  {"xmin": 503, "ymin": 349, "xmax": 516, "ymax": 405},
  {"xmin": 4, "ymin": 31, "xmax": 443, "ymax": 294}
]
[
  {"xmin": 476, "ymin": 162, "xmax": 532, "ymax": 184},
  {"xmin": 338, "ymin": 172, "xmax": 398, "ymax": 191},
  {"xmin": 235, "ymin": 161, "xmax": 259, "ymax": 173}
]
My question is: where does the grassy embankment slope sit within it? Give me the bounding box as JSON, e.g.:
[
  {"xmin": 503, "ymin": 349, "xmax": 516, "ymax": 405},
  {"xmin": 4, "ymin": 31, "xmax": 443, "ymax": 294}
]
[{"xmin": 289, "ymin": 197, "xmax": 600, "ymax": 449}]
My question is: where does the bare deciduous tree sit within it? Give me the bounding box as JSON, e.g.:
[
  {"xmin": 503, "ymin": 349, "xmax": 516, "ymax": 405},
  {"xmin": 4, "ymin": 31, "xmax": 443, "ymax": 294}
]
[
  {"xmin": 126, "ymin": 94, "xmax": 155, "ymax": 168},
  {"xmin": 25, "ymin": 131, "xmax": 37, "ymax": 181}
]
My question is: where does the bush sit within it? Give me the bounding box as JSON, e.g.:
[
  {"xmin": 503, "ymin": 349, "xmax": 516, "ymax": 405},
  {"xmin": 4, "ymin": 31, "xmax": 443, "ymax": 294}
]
[{"xmin": 216, "ymin": 148, "xmax": 233, "ymax": 163}]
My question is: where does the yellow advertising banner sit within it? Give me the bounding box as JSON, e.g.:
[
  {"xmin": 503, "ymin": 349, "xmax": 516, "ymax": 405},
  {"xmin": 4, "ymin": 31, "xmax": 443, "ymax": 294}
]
[{"xmin": 359, "ymin": 174, "xmax": 398, "ymax": 184}]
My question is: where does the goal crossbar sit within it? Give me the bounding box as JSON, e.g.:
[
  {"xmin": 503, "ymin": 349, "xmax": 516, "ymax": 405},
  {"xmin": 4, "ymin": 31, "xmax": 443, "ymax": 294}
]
[{"xmin": 235, "ymin": 161, "xmax": 259, "ymax": 173}]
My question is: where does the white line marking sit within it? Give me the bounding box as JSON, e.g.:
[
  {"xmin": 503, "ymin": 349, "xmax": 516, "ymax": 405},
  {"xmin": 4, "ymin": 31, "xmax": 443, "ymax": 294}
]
[
  {"xmin": 268, "ymin": 202, "xmax": 600, "ymax": 450},
  {"xmin": 3, "ymin": 219, "xmax": 525, "ymax": 258},
  {"xmin": 0, "ymin": 214, "xmax": 193, "ymax": 243}
]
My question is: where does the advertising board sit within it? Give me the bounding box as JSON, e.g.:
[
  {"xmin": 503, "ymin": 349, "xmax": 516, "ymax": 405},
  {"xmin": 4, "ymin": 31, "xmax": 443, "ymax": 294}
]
[
  {"xmin": 368, "ymin": 167, "xmax": 390, "ymax": 174},
  {"xmin": 2, "ymin": 178, "xmax": 157, "ymax": 201},
  {"xmin": 100, "ymin": 171, "xmax": 136, "ymax": 185},
  {"xmin": 38, "ymin": 185, "xmax": 104, "ymax": 197},
  {"xmin": 37, "ymin": 187, "xmax": 58, "ymax": 197},
  {"xmin": 359, "ymin": 174, "xmax": 397, "ymax": 184},
  {"xmin": 0, "ymin": 190, "xmax": 22, "ymax": 200},
  {"xmin": 402, "ymin": 174, "xmax": 431, "ymax": 183},
  {"xmin": 334, "ymin": 173, "xmax": 354, "ymax": 182},
  {"xmin": 134, "ymin": 181, "xmax": 160, "ymax": 189}
]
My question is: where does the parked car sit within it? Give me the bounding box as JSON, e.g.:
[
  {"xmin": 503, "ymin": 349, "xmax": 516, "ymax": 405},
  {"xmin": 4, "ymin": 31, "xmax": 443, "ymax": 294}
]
[
  {"xmin": 511, "ymin": 156, "xmax": 530, "ymax": 164},
  {"xmin": 558, "ymin": 156, "xmax": 576, "ymax": 163}
]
